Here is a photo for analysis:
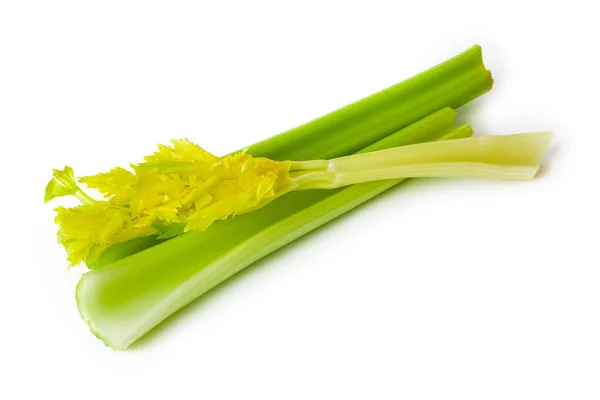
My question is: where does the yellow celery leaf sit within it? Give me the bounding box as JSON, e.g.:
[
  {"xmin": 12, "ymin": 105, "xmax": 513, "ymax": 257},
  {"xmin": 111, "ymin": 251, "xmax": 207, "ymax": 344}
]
[
  {"xmin": 54, "ymin": 202, "xmax": 154, "ymax": 266},
  {"xmin": 126, "ymin": 168, "xmax": 189, "ymax": 221},
  {"xmin": 45, "ymin": 166, "xmax": 96, "ymax": 205},
  {"xmin": 183, "ymin": 157, "xmax": 292, "ymax": 231},
  {"xmin": 193, "ymin": 192, "xmax": 214, "ymax": 211},
  {"xmin": 50, "ymin": 139, "xmax": 294, "ymax": 265},
  {"xmin": 142, "ymin": 138, "xmax": 219, "ymax": 169},
  {"xmin": 185, "ymin": 193, "xmax": 253, "ymax": 231},
  {"xmin": 79, "ymin": 167, "xmax": 137, "ymax": 202},
  {"xmin": 131, "ymin": 215, "xmax": 158, "ymax": 229},
  {"xmin": 81, "ymin": 167, "xmax": 191, "ymax": 222},
  {"xmin": 45, "ymin": 177, "xmax": 74, "ymax": 203},
  {"xmin": 180, "ymin": 176, "xmax": 219, "ymax": 208}
]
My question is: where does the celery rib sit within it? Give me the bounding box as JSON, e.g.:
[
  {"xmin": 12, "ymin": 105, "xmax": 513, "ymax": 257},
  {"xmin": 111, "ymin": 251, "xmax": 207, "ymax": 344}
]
[
  {"xmin": 77, "ymin": 108, "xmax": 474, "ymax": 349},
  {"xmin": 327, "ymin": 131, "xmax": 552, "ymax": 171},
  {"xmin": 246, "ymin": 45, "xmax": 491, "ymax": 161},
  {"xmin": 332, "ymin": 162, "xmax": 540, "ymax": 183},
  {"xmin": 290, "ymin": 132, "xmax": 552, "ymax": 188}
]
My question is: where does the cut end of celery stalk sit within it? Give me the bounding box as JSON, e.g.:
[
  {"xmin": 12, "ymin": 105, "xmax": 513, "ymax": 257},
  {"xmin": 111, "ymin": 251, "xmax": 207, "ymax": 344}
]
[
  {"xmin": 76, "ymin": 107, "xmax": 474, "ymax": 350},
  {"xmin": 76, "ymin": 277, "xmax": 119, "ymax": 349}
]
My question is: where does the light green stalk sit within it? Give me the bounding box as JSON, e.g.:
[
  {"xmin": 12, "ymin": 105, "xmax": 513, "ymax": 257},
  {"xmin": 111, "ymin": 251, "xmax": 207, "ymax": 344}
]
[
  {"xmin": 77, "ymin": 108, "xmax": 473, "ymax": 349},
  {"xmin": 290, "ymin": 132, "xmax": 553, "ymax": 187},
  {"xmin": 87, "ymin": 45, "xmax": 493, "ymax": 268}
]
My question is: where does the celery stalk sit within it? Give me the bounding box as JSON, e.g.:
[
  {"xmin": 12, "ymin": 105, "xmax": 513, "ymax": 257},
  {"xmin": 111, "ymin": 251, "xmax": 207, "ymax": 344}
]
[
  {"xmin": 245, "ymin": 45, "xmax": 490, "ymax": 160},
  {"xmin": 77, "ymin": 108, "xmax": 473, "ymax": 349},
  {"xmin": 290, "ymin": 132, "xmax": 553, "ymax": 187},
  {"xmin": 88, "ymin": 45, "xmax": 492, "ymax": 268}
]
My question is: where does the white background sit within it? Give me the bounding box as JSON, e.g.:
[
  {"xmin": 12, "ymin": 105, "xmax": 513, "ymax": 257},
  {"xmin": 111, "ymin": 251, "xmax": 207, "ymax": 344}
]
[{"xmin": 1, "ymin": 1, "xmax": 598, "ymax": 399}]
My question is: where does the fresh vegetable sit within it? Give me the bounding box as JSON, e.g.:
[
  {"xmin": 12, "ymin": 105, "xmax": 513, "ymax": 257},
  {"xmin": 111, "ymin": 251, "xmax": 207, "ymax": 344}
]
[
  {"xmin": 86, "ymin": 45, "xmax": 493, "ymax": 268},
  {"xmin": 45, "ymin": 45, "xmax": 513, "ymax": 349}
]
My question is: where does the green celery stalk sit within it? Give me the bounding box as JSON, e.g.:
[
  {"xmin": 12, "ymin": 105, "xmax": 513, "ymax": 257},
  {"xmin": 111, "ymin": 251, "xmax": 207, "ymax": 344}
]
[
  {"xmin": 88, "ymin": 45, "xmax": 492, "ymax": 268},
  {"xmin": 77, "ymin": 108, "xmax": 473, "ymax": 349},
  {"xmin": 245, "ymin": 46, "xmax": 489, "ymax": 160}
]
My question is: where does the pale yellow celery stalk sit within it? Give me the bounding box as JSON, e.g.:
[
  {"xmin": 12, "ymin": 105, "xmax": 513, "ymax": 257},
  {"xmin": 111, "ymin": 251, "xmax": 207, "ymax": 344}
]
[
  {"xmin": 292, "ymin": 163, "xmax": 540, "ymax": 188},
  {"xmin": 290, "ymin": 132, "xmax": 552, "ymax": 189}
]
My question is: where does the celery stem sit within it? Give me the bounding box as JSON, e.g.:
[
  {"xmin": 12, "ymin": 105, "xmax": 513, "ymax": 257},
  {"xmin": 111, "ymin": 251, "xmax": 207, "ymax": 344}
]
[
  {"xmin": 292, "ymin": 131, "xmax": 552, "ymax": 188},
  {"xmin": 74, "ymin": 190, "xmax": 96, "ymax": 206}
]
